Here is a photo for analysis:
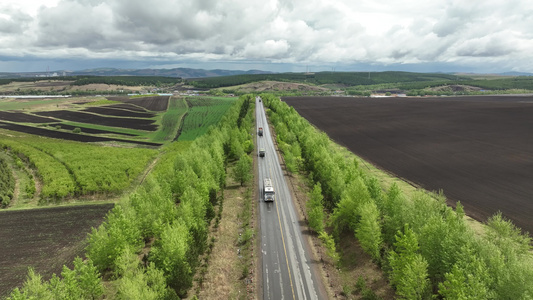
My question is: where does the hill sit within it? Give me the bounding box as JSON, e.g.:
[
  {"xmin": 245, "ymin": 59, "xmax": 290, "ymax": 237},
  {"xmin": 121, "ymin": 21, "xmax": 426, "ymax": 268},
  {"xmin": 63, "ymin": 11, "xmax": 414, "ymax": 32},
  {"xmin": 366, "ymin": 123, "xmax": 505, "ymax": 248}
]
[{"xmin": 0, "ymin": 68, "xmax": 272, "ymax": 79}]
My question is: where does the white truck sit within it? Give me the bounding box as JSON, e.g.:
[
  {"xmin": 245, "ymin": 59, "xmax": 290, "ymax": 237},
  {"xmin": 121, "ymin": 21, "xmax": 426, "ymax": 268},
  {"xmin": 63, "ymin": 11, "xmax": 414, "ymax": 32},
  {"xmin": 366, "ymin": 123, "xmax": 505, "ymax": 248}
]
[{"xmin": 263, "ymin": 178, "xmax": 275, "ymax": 202}]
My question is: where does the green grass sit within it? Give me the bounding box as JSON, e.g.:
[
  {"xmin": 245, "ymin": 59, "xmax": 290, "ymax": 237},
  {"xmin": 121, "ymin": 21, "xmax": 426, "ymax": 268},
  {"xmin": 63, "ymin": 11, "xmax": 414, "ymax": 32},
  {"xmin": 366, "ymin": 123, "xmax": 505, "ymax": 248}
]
[
  {"xmin": 178, "ymin": 97, "xmax": 236, "ymax": 141},
  {"xmin": 82, "ymin": 99, "xmax": 121, "ymax": 106},
  {"xmin": 150, "ymin": 97, "xmax": 188, "ymax": 143},
  {"xmin": 0, "ymin": 98, "xmax": 70, "ymax": 111},
  {"xmin": 60, "ymin": 121, "xmax": 150, "ymax": 137}
]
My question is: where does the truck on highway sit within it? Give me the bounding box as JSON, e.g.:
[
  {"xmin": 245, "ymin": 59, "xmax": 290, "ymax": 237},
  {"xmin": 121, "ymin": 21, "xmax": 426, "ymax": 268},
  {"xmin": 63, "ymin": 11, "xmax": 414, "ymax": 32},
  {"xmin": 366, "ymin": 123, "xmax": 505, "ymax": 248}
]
[
  {"xmin": 259, "ymin": 148, "xmax": 265, "ymax": 157},
  {"xmin": 263, "ymin": 178, "xmax": 275, "ymax": 202},
  {"xmin": 258, "ymin": 127, "xmax": 263, "ymax": 136}
]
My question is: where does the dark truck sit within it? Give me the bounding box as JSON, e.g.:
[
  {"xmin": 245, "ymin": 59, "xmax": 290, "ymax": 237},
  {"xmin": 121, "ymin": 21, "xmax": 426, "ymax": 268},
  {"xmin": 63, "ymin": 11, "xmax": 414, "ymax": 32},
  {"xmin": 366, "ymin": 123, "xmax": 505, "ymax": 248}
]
[
  {"xmin": 258, "ymin": 127, "xmax": 263, "ymax": 136},
  {"xmin": 259, "ymin": 148, "xmax": 265, "ymax": 157}
]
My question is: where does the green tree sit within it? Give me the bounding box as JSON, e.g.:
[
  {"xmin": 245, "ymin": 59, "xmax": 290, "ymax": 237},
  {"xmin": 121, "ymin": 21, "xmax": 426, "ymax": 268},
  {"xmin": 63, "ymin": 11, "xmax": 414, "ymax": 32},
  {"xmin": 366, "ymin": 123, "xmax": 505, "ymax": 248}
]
[
  {"xmin": 438, "ymin": 245, "xmax": 493, "ymax": 300},
  {"xmin": 355, "ymin": 201, "xmax": 383, "ymax": 262},
  {"xmin": 115, "ymin": 247, "xmax": 171, "ymax": 300},
  {"xmin": 232, "ymin": 155, "xmax": 252, "ymax": 186},
  {"xmin": 7, "ymin": 269, "xmax": 53, "ymax": 300},
  {"xmin": 388, "ymin": 225, "xmax": 430, "ymax": 299},
  {"xmin": 307, "ymin": 183, "xmax": 325, "ymax": 233},
  {"xmin": 150, "ymin": 221, "xmax": 192, "ymax": 297}
]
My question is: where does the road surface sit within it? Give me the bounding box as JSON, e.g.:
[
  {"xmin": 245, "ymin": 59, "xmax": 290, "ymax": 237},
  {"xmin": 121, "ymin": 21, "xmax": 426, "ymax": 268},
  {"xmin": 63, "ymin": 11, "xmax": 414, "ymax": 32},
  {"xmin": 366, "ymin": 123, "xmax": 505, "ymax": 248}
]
[{"xmin": 256, "ymin": 96, "xmax": 324, "ymax": 300}]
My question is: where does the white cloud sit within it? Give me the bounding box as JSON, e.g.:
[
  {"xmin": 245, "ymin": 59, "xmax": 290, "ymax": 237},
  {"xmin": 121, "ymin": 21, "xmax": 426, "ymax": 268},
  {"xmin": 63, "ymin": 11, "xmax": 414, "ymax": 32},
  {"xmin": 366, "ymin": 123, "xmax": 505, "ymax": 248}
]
[{"xmin": 2, "ymin": 0, "xmax": 533, "ymax": 72}]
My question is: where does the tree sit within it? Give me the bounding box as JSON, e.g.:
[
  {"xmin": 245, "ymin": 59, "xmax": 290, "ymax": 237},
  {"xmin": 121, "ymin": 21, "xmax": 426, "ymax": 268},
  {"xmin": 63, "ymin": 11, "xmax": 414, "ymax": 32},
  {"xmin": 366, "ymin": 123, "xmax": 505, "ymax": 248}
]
[
  {"xmin": 232, "ymin": 155, "xmax": 252, "ymax": 186},
  {"xmin": 355, "ymin": 201, "xmax": 383, "ymax": 262},
  {"xmin": 438, "ymin": 245, "xmax": 493, "ymax": 300},
  {"xmin": 150, "ymin": 221, "xmax": 192, "ymax": 297},
  {"xmin": 115, "ymin": 247, "xmax": 171, "ymax": 300},
  {"xmin": 388, "ymin": 225, "xmax": 430, "ymax": 299},
  {"xmin": 307, "ymin": 183, "xmax": 324, "ymax": 233}
]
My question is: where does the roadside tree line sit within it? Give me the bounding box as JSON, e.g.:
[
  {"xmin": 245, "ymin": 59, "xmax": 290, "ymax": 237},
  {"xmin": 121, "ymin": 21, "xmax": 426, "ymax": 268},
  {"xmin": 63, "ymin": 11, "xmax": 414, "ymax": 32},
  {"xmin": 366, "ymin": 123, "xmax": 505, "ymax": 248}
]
[
  {"xmin": 7, "ymin": 95, "xmax": 255, "ymax": 299},
  {"xmin": 262, "ymin": 93, "xmax": 533, "ymax": 299}
]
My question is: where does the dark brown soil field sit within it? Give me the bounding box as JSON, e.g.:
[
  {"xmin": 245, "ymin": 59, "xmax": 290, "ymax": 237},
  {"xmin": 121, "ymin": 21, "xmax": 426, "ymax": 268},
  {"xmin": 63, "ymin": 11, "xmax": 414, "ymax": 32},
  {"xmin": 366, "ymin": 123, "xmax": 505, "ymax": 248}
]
[
  {"xmin": 107, "ymin": 103, "xmax": 149, "ymax": 112},
  {"xmin": 0, "ymin": 122, "xmax": 162, "ymax": 147},
  {"xmin": 0, "ymin": 203, "xmax": 114, "ymax": 297},
  {"xmin": 283, "ymin": 95, "xmax": 533, "ymax": 234},
  {"xmin": 82, "ymin": 106, "xmax": 155, "ymax": 118},
  {"xmin": 0, "ymin": 111, "xmax": 58, "ymax": 123},
  {"xmin": 35, "ymin": 110, "xmax": 158, "ymax": 131},
  {"xmin": 123, "ymin": 96, "xmax": 170, "ymax": 111}
]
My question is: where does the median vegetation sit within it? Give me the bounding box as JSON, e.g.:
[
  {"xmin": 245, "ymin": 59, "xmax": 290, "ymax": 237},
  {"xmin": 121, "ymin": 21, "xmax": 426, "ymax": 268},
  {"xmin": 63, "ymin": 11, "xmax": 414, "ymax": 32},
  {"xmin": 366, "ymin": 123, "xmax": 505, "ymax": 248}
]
[
  {"xmin": 262, "ymin": 93, "xmax": 533, "ymax": 299},
  {"xmin": 7, "ymin": 95, "xmax": 255, "ymax": 299}
]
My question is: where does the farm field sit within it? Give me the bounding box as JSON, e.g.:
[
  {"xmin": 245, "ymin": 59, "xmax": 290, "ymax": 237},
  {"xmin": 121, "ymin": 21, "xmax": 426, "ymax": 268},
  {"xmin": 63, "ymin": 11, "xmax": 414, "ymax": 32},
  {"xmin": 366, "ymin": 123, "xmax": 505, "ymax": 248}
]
[
  {"xmin": 283, "ymin": 95, "xmax": 533, "ymax": 234},
  {"xmin": 0, "ymin": 203, "xmax": 114, "ymax": 298},
  {"xmin": 178, "ymin": 96, "xmax": 236, "ymax": 141},
  {"xmin": 0, "ymin": 95, "xmax": 174, "ymax": 146},
  {"xmin": 35, "ymin": 110, "xmax": 158, "ymax": 131}
]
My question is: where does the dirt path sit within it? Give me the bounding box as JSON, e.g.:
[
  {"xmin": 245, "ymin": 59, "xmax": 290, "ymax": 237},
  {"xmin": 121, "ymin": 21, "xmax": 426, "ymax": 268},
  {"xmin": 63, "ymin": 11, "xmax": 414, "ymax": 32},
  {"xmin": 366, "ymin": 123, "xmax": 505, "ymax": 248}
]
[{"xmin": 193, "ymin": 168, "xmax": 257, "ymax": 299}]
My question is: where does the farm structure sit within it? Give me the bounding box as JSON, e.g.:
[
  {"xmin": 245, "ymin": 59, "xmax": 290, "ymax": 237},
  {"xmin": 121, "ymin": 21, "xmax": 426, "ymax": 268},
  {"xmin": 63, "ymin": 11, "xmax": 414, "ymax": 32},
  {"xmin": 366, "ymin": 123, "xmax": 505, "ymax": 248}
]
[{"xmin": 284, "ymin": 95, "xmax": 533, "ymax": 234}]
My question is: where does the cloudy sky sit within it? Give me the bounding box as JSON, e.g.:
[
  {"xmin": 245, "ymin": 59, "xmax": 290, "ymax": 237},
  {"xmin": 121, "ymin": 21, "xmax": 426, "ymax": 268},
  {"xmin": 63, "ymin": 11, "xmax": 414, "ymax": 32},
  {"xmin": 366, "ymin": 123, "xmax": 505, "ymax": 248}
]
[{"xmin": 1, "ymin": 0, "xmax": 533, "ymax": 73}]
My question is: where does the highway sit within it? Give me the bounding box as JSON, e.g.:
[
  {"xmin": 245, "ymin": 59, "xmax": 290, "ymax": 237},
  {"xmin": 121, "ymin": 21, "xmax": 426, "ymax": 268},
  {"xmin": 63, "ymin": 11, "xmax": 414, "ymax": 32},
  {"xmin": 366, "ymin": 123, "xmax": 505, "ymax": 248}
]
[{"xmin": 256, "ymin": 96, "xmax": 324, "ymax": 300}]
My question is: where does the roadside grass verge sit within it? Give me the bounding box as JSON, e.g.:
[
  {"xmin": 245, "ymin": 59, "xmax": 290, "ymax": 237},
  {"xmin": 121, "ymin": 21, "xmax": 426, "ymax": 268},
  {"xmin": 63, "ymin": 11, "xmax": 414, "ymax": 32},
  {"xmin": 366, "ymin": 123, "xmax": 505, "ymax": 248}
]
[{"xmin": 193, "ymin": 160, "xmax": 257, "ymax": 300}]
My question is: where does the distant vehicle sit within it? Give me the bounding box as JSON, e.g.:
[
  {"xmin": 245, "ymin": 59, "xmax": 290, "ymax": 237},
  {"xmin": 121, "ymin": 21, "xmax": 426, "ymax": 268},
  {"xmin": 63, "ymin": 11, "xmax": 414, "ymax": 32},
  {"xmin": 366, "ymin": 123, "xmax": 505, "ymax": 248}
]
[
  {"xmin": 263, "ymin": 178, "xmax": 275, "ymax": 202},
  {"xmin": 259, "ymin": 98, "xmax": 261, "ymax": 102},
  {"xmin": 259, "ymin": 148, "xmax": 265, "ymax": 157},
  {"xmin": 258, "ymin": 127, "xmax": 263, "ymax": 136}
]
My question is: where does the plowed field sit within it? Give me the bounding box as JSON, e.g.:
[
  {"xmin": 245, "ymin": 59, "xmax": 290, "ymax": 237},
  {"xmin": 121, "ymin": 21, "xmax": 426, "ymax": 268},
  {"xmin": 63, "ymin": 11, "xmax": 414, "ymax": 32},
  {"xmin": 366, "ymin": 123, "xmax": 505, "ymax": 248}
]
[
  {"xmin": 82, "ymin": 106, "xmax": 155, "ymax": 118},
  {"xmin": 123, "ymin": 96, "xmax": 170, "ymax": 111},
  {"xmin": 0, "ymin": 122, "xmax": 161, "ymax": 146},
  {"xmin": 35, "ymin": 110, "xmax": 157, "ymax": 131},
  {"xmin": 283, "ymin": 96, "xmax": 533, "ymax": 234},
  {"xmin": 0, "ymin": 111, "xmax": 57, "ymax": 123},
  {"xmin": 0, "ymin": 204, "xmax": 113, "ymax": 297}
]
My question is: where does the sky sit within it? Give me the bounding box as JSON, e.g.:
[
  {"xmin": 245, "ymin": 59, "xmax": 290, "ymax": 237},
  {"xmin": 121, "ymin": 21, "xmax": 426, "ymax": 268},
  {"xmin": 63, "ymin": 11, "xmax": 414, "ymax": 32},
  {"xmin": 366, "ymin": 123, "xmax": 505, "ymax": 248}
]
[{"xmin": 1, "ymin": 0, "xmax": 533, "ymax": 73}]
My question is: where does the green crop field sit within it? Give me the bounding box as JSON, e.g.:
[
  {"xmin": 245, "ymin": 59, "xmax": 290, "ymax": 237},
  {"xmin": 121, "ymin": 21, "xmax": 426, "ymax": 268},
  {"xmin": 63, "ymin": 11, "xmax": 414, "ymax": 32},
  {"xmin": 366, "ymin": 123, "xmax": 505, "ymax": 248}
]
[
  {"xmin": 150, "ymin": 97, "xmax": 188, "ymax": 143},
  {"xmin": 0, "ymin": 132, "xmax": 157, "ymax": 202},
  {"xmin": 178, "ymin": 96, "xmax": 236, "ymax": 141}
]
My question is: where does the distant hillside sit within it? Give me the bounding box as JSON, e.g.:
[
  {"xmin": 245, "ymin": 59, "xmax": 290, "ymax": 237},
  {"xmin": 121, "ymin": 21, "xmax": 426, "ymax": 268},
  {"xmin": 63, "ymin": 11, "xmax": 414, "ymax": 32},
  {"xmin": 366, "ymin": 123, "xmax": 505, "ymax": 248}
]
[{"xmin": 0, "ymin": 68, "xmax": 273, "ymax": 79}]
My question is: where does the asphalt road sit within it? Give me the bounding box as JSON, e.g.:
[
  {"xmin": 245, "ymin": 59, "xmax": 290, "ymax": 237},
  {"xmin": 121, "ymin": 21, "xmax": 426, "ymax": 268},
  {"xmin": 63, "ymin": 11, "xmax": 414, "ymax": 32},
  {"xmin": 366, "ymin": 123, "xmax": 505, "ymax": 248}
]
[{"xmin": 256, "ymin": 97, "xmax": 323, "ymax": 300}]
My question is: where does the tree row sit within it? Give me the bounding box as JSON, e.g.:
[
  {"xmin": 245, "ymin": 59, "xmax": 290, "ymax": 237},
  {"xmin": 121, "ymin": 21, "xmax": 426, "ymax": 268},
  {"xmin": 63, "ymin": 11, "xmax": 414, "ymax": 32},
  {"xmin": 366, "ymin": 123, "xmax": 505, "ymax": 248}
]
[
  {"xmin": 262, "ymin": 93, "xmax": 533, "ymax": 299},
  {"xmin": 7, "ymin": 95, "xmax": 256, "ymax": 299}
]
